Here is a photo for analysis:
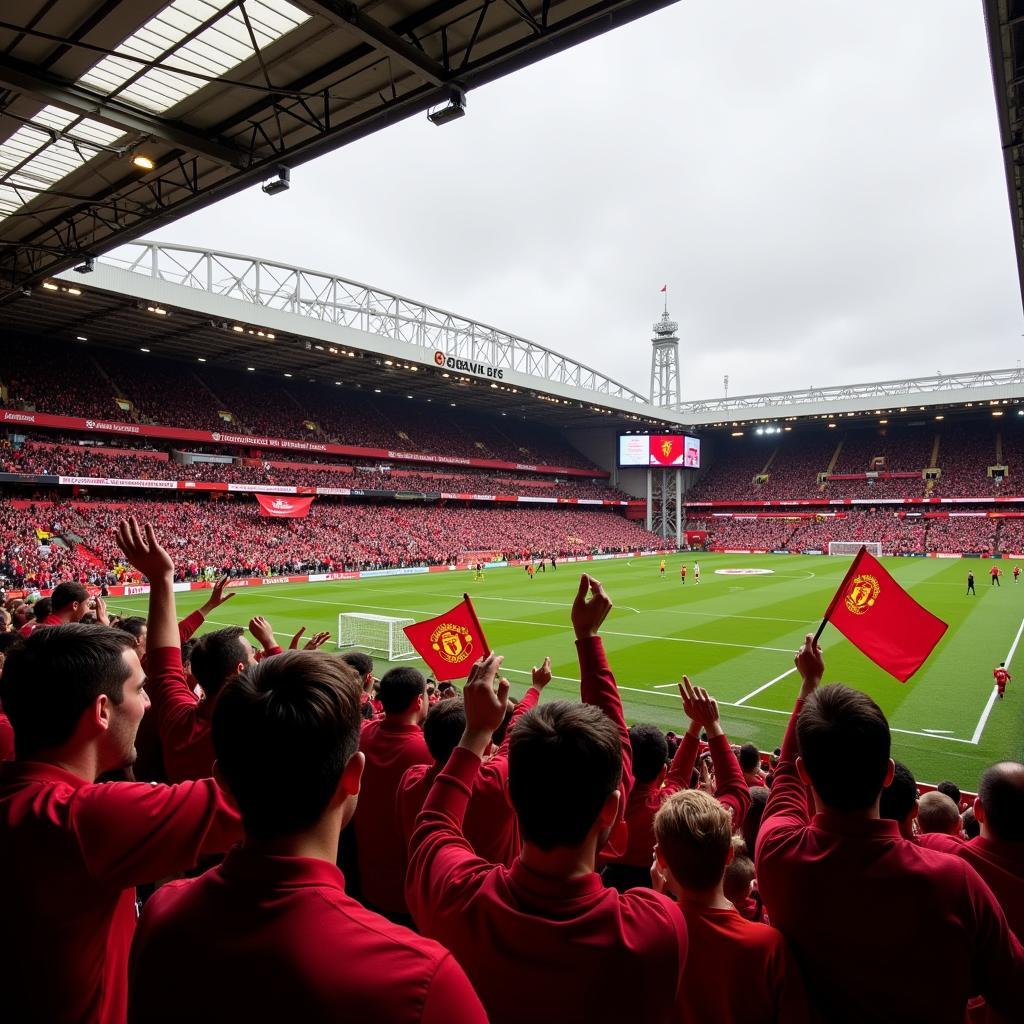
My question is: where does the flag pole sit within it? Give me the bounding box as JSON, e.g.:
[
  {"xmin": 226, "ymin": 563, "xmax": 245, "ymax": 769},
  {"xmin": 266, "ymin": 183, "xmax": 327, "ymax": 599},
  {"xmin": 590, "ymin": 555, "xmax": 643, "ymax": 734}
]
[
  {"xmin": 812, "ymin": 545, "xmax": 867, "ymax": 645},
  {"xmin": 463, "ymin": 593, "xmax": 491, "ymax": 657}
]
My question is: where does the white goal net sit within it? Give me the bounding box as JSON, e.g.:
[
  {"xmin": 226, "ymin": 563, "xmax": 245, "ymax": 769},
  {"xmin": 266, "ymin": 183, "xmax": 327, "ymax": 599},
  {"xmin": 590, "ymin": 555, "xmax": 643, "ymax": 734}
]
[
  {"xmin": 828, "ymin": 542, "xmax": 883, "ymax": 558},
  {"xmin": 337, "ymin": 612, "xmax": 417, "ymax": 661}
]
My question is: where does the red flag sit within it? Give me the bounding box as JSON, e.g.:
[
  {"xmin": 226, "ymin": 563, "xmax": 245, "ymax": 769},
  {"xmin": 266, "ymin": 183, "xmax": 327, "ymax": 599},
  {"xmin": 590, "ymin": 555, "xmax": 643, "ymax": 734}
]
[
  {"xmin": 660, "ymin": 284, "xmax": 667, "ymax": 293},
  {"xmin": 821, "ymin": 547, "xmax": 947, "ymax": 682},
  {"xmin": 255, "ymin": 493, "xmax": 314, "ymax": 518},
  {"xmin": 403, "ymin": 595, "xmax": 491, "ymax": 681}
]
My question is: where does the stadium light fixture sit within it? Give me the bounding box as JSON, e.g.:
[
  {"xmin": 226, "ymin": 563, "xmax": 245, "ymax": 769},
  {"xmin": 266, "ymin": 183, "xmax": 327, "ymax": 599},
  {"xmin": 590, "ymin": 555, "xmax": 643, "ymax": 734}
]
[
  {"xmin": 42, "ymin": 281, "xmax": 58, "ymax": 290},
  {"xmin": 76, "ymin": 335, "xmax": 87, "ymax": 341},
  {"xmin": 247, "ymin": 366, "xmax": 255, "ymax": 371},
  {"xmin": 935, "ymin": 415, "xmax": 944, "ymax": 420},
  {"xmin": 828, "ymin": 423, "xmax": 836, "ymax": 428},
  {"xmin": 993, "ymin": 410, "xmax": 1004, "ymax": 417},
  {"xmin": 427, "ymin": 86, "xmax": 466, "ymax": 126},
  {"xmin": 262, "ymin": 167, "xmax": 290, "ymax": 195},
  {"xmin": 66, "ymin": 287, "xmax": 81, "ymax": 295},
  {"xmin": 198, "ymin": 357, "xmax": 206, "ymax": 362},
  {"xmin": 879, "ymin": 419, "xmax": 888, "ymax": 424},
  {"xmin": 132, "ymin": 154, "xmax": 155, "ymax": 171},
  {"xmin": 140, "ymin": 347, "xmax": 150, "ymax": 353},
  {"xmin": 731, "ymin": 431, "xmax": 743, "ymax": 437}
]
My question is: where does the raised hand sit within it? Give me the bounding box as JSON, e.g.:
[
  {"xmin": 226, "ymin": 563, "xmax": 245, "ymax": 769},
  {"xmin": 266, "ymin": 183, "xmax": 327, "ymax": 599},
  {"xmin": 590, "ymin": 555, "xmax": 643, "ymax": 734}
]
[
  {"xmin": 571, "ymin": 574, "xmax": 613, "ymax": 639},
  {"xmin": 249, "ymin": 615, "xmax": 276, "ymax": 652},
  {"xmin": 679, "ymin": 675, "xmax": 723, "ymax": 738},
  {"xmin": 92, "ymin": 594, "xmax": 110, "ymax": 627},
  {"xmin": 460, "ymin": 653, "xmax": 509, "ymax": 757},
  {"xmin": 200, "ymin": 574, "xmax": 236, "ymax": 614},
  {"xmin": 531, "ymin": 655, "xmax": 553, "ymax": 690},
  {"xmin": 795, "ymin": 633, "xmax": 824, "ymax": 696},
  {"xmin": 116, "ymin": 517, "xmax": 175, "ymax": 581},
  {"xmin": 289, "ymin": 626, "xmax": 331, "ymax": 651}
]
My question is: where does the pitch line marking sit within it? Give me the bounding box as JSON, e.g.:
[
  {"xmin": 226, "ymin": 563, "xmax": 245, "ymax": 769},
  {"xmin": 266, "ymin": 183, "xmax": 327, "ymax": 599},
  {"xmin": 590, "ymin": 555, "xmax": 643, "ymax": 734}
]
[
  {"xmin": 248, "ymin": 593, "xmax": 799, "ymax": 653},
  {"xmin": 969, "ymin": 611, "xmax": 1024, "ymax": 745},
  {"xmin": 734, "ymin": 667, "xmax": 799, "ymax": 706}
]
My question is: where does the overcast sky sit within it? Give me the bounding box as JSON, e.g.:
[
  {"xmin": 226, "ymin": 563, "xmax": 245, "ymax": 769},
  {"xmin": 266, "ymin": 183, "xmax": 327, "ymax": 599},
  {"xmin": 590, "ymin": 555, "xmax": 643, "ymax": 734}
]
[{"xmin": 148, "ymin": 0, "xmax": 1023, "ymax": 403}]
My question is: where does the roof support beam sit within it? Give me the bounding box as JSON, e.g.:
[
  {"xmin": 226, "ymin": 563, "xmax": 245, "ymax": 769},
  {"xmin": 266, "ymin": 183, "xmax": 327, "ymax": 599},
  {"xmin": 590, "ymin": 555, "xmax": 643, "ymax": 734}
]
[
  {"xmin": 0, "ymin": 57, "xmax": 249, "ymax": 168},
  {"xmin": 296, "ymin": 0, "xmax": 449, "ymax": 85}
]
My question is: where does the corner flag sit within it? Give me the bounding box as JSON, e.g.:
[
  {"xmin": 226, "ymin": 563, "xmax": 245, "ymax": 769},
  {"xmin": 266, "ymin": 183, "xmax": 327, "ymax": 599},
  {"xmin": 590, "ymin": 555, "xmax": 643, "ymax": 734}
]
[
  {"xmin": 816, "ymin": 547, "xmax": 947, "ymax": 682},
  {"xmin": 403, "ymin": 595, "xmax": 491, "ymax": 681}
]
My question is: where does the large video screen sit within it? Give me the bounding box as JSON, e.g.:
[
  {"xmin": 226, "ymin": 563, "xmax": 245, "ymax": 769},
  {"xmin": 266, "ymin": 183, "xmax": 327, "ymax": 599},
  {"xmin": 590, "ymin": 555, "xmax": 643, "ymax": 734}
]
[{"xmin": 618, "ymin": 434, "xmax": 700, "ymax": 469}]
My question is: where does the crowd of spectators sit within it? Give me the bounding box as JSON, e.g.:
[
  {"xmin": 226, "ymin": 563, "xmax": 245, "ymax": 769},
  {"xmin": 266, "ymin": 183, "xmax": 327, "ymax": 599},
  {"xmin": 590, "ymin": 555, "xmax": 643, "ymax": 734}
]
[
  {"xmin": 1, "ymin": 523, "xmax": 1021, "ymax": 1024},
  {"xmin": 0, "ymin": 498, "xmax": 664, "ymax": 588},
  {"xmin": 0, "ymin": 440, "xmax": 629, "ymax": 500},
  {"xmin": 704, "ymin": 518, "xmax": 797, "ymax": 551},
  {"xmin": 2, "ymin": 341, "xmax": 599, "ymax": 471},
  {"xmin": 923, "ymin": 517, "xmax": 998, "ymax": 555}
]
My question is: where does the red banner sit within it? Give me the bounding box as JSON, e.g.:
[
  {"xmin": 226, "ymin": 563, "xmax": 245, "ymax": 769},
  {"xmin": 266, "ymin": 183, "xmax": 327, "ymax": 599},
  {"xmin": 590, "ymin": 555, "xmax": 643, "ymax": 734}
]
[
  {"xmin": 649, "ymin": 434, "xmax": 685, "ymax": 466},
  {"xmin": 255, "ymin": 493, "xmax": 314, "ymax": 518},
  {"xmin": 821, "ymin": 547, "xmax": 948, "ymax": 682},
  {"xmin": 402, "ymin": 596, "xmax": 491, "ymax": 681}
]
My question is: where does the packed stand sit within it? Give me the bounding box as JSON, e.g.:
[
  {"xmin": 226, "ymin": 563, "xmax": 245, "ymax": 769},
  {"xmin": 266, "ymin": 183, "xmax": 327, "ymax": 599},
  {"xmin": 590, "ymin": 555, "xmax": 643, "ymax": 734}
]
[
  {"xmin": 930, "ymin": 423, "xmax": 1000, "ymax": 497},
  {"xmin": 705, "ymin": 517, "xmax": 797, "ymax": 551},
  {"xmin": 924, "ymin": 516, "xmax": 997, "ymax": 554},
  {"xmin": 2, "ymin": 344, "xmax": 133, "ymax": 422},
  {"xmin": 0, "ymin": 498, "xmax": 665, "ymax": 586},
  {"xmin": 787, "ymin": 510, "xmax": 926, "ymax": 554},
  {"xmin": 0, "ymin": 441, "xmax": 629, "ymax": 500}
]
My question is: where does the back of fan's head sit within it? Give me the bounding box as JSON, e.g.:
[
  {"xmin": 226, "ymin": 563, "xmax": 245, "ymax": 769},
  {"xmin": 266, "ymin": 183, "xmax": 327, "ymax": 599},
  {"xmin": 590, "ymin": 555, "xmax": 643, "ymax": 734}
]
[
  {"xmin": 629, "ymin": 723, "xmax": 668, "ymax": 784},
  {"xmin": 378, "ymin": 666, "xmax": 426, "ymax": 715},
  {"xmin": 508, "ymin": 700, "xmax": 621, "ymax": 849},
  {"xmin": 423, "ymin": 697, "xmax": 466, "ymax": 765},
  {"xmin": 189, "ymin": 627, "xmax": 249, "ymax": 698},
  {"xmin": 796, "ymin": 684, "xmax": 891, "ymax": 812},
  {"xmin": 0, "ymin": 624, "xmax": 135, "ymax": 757},
  {"xmin": 978, "ymin": 761, "xmax": 1024, "ymax": 842},
  {"xmin": 212, "ymin": 651, "xmax": 362, "ymax": 840},
  {"xmin": 655, "ymin": 789, "xmax": 733, "ymax": 892},
  {"xmin": 50, "ymin": 582, "xmax": 88, "ymax": 615}
]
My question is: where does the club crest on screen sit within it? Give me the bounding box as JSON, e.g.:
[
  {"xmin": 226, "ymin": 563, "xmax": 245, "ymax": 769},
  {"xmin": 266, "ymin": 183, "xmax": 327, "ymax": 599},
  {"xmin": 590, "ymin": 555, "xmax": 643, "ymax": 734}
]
[{"xmin": 844, "ymin": 574, "xmax": 881, "ymax": 616}]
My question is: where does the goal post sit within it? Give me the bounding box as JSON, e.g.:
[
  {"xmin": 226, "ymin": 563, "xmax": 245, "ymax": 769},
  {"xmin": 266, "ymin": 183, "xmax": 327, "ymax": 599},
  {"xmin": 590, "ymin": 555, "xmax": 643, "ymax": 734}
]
[
  {"xmin": 337, "ymin": 612, "xmax": 417, "ymax": 661},
  {"xmin": 828, "ymin": 541, "xmax": 883, "ymax": 558}
]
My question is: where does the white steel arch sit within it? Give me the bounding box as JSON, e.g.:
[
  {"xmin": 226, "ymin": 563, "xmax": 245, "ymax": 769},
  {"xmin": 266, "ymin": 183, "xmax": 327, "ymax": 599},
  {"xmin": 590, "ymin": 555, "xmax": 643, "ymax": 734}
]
[
  {"xmin": 100, "ymin": 240, "xmax": 649, "ymax": 405},
  {"xmin": 673, "ymin": 368, "xmax": 1024, "ymax": 417}
]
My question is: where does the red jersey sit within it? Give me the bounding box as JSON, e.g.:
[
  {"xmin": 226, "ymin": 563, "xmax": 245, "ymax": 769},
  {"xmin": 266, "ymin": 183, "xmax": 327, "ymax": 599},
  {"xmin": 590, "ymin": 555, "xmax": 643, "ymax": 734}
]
[
  {"xmin": 398, "ymin": 686, "xmax": 539, "ymax": 866},
  {"xmin": 994, "ymin": 668, "xmax": 1011, "ymax": 688},
  {"xmin": 991, "ymin": 566, "xmax": 1001, "ymax": 577},
  {"xmin": 406, "ymin": 637, "xmax": 686, "ymax": 1024},
  {"xmin": 129, "ymin": 845, "xmax": 487, "ymax": 1024},
  {"xmin": 0, "ymin": 725, "xmax": 241, "ymax": 1023},
  {"xmin": 609, "ymin": 730, "xmax": 749, "ymax": 869},
  {"xmin": 407, "ymin": 744, "xmax": 686, "ymax": 1024},
  {"xmin": 355, "ymin": 717, "xmax": 431, "ymax": 915},
  {"xmin": 756, "ymin": 698, "xmax": 1024, "ymax": 1023},
  {"xmin": 675, "ymin": 902, "xmax": 809, "ymax": 1024}
]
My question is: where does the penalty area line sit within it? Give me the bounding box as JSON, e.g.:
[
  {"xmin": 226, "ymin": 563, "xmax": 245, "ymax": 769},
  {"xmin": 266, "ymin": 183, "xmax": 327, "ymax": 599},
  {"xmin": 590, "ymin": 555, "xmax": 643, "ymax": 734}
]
[
  {"xmin": 734, "ymin": 667, "xmax": 798, "ymax": 706},
  {"xmin": 970, "ymin": 611, "xmax": 1024, "ymax": 745}
]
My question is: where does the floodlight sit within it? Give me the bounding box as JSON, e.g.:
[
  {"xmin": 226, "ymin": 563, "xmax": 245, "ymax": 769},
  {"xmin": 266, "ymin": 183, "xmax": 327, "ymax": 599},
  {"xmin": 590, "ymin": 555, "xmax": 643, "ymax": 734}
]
[
  {"xmin": 428, "ymin": 87, "xmax": 466, "ymax": 126},
  {"xmin": 262, "ymin": 167, "xmax": 290, "ymax": 195}
]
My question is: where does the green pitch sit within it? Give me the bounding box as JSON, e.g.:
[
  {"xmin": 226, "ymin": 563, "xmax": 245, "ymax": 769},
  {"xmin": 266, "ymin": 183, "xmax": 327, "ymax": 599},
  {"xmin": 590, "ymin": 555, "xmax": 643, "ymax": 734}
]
[{"xmin": 110, "ymin": 553, "xmax": 1024, "ymax": 789}]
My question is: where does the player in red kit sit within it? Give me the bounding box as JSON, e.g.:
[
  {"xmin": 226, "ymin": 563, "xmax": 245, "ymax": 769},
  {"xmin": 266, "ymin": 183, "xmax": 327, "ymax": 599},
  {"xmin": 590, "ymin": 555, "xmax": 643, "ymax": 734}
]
[
  {"xmin": 991, "ymin": 565, "xmax": 1002, "ymax": 587},
  {"xmin": 1015, "ymin": 565, "xmax": 1020, "ymax": 584},
  {"xmin": 995, "ymin": 662, "xmax": 1011, "ymax": 699},
  {"xmin": 680, "ymin": 563, "xmax": 687, "ymax": 584}
]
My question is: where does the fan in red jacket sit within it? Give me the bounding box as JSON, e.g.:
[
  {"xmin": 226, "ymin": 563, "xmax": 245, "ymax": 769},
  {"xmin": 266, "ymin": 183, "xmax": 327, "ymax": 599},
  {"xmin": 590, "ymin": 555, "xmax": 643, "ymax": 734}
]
[
  {"xmin": 398, "ymin": 660, "xmax": 546, "ymax": 866},
  {"xmin": 654, "ymin": 787, "xmax": 809, "ymax": 1023},
  {"xmin": 0, "ymin": 519, "xmax": 242, "ymax": 1024},
  {"xmin": 756, "ymin": 634, "xmax": 1024, "ymax": 1023},
  {"xmin": 129, "ymin": 649, "xmax": 486, "ymax": 1024},
  {"xmin": 354, "ymin": 663, "xmax": 433, "ymax": 919},
  {"xmin": 406, "ymin": 575, "xmax": 688, "ymax": 1024}
]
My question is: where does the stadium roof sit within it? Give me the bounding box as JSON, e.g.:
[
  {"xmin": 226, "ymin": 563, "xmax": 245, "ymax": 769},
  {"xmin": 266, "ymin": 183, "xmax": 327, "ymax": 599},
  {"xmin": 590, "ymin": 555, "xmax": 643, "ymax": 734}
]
[
  {"xmin": 984, "ymin": 0, "xmax": 1024, "ymax": 309},
  {"xmin": 673, "ymin": 368, "xmax": 1024, "ymax": 428},
  {"xmin": 0, "ymin": 0, "xmax": 680, "ymax": 302},
  {"xmin": 2, "ymin": 238, "xmax": 691, "ymax": 430}
]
